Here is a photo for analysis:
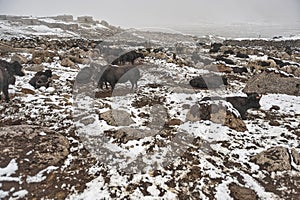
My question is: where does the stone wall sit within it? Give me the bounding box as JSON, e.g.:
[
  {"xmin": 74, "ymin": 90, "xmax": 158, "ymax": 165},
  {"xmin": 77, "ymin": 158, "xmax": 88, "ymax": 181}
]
[
  {"xmin": 77, "ymin": 16, "xmax": 94, "ymax": 23},
  {"xmin": 52, "ymin": 15, "xmax": 74, "ymax": 22}
]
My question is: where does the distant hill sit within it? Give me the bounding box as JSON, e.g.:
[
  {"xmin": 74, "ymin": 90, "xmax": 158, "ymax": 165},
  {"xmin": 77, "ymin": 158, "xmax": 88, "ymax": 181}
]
[{"xmin": 0, "ymin": 15, "xmax": 122, "ymax": 39}]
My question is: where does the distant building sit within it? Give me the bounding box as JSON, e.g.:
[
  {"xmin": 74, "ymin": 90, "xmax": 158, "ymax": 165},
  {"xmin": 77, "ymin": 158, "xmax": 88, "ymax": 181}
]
[
  {"xmin": 52, "ymin": 15, "xmax": 74, "ymax": 22},
  {"xmin": 77, "ymin": 16, "xmax": 94, "ymax": 23},
  {"xmin": 0, "ymin": 15, "xmax": 7, "ymax": 20},
  {"xmin": 20, "ymin": 18, "xmax": 41, "ymax": 25},
  {"xmin": 4, "ymin": 15, "xmax": 25, "ymax": 21}
]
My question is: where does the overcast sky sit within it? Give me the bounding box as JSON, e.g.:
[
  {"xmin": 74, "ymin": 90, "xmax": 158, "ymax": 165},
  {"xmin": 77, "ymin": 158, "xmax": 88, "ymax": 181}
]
[{"xmin": 0, "ymin": 0, "xmax": 299, "ymax": 28}]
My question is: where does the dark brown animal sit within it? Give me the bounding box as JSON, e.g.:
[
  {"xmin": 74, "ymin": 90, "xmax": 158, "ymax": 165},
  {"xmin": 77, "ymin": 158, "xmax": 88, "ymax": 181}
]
[
  {"xmin": 29, "ymin": 69, "xmax": 52, "ymax": 89},
  {"xmin": 231, "ymin": 66, "xmax": 248, "ymax": 74},
  {"xmin": 189, "ymin": 74, "xmax": 228, "ymax": 89},
  {"xmin": 201, "ymin": 93, "xmax": 262, "ymax": 119},
  {"xmin": 236, "ymin": 52, "xmax": 249, "ymax": 58},
  {"xmin": 111, "ymin": 50, "xmax": 144, "ymax": 65},
  {"xmin": 0, "ymin": 60, "xmax": 25, "ymax": 102},
  {"xmin": 209, "ymin": 43, "xmax": 222, "ymax": 53},
  {"xmin": 98, "ymin": 65, "xmax": 140, "ymax": 90},
  {"xmin": 216, "ymin": 55, "xmax": 235, "ymax": 65}
]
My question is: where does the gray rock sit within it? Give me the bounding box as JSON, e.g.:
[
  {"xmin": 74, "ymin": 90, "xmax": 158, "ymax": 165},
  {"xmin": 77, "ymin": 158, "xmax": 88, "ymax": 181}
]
[
  {"xmin": 61, "ymin": 57, "xmax": 75, "ymax": 68},
  {"xmin": 229, "ymin": 183, "xmax": 257, "ymax": 200},
  {"xmin": 186, "ymin": 103, "xmax": 247, "ymax": 132},
  {"xmin": 26, "ymin": 64, "xmax": 45, "ymax": 72},
  {"xmin": 113, "ymin": 127, "xmax": 154, "ymax": 143},
  {"xmin": 100, "ymin": 109, "xmax": 134, "ymax": 126},
  {"xmin": 291, "ymin": 148, "xmax": 300, "ymax": 165},
  {"xmin": 11, "ymin": 53, "xmax": 28, "ymax": 64},
  {"xmin": 251, "ymin": 146, "xmax": 291, "ymax": 172},
  {"xmin": 243, "ymin": 71, "xmax": 300, "ymax": 96},
  {"xmin": 186, "ymin": 104, "xmax": 201, "ymax": 122}
]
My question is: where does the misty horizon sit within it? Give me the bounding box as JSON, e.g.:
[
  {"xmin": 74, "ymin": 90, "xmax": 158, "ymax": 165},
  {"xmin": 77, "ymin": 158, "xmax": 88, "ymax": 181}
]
[{"xmin": 0, "ymin": 0, "xmax": 299, "ymax": 38}]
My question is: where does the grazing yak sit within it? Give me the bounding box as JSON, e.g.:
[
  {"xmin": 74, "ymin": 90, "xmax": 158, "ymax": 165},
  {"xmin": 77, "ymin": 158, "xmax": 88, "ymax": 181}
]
[
  {"xmin": 98, "ymin": 65, "xmax": 140, "ymax": 90},
  {"xmin": 201, "ymin": 93, "xmax": 262, "ymax": 120},
  {"xmin": 111, "ymin": 50, "xmax": 144, "ymax": 65},
  {"xmin": 29, "ymin": 69, "xmax": 52, "ymax": 89},
  {"xmin": 0, "ymin": 60, "xmax": 25, "ymax": 102},
  {"xmin": 189, "ymin": 74, "xmax": 228, "ymax": 89},
  {"xmin": 231, "ymin": 66, "xmax": 248, "ymax": 74},
  {"xmin": 236, "ymin": 52, "xmax": 249, "ymax": 58},
  {"xmin": 215, "ymin": 55, "xmax": 235, "ymax": 65},
  {"xmin": 209, "ymin": 43, "xmax": 222, "ymax": 53}
]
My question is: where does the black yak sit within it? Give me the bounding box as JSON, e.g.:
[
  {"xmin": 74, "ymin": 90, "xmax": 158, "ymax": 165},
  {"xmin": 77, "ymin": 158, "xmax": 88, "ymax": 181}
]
[
  {"xmin": 189, "ymin": 74, "xmax": 228, "ymax": 89},
  {"xmin": 231, "ymin": 66, "xmax": 248, "ymax": 74},
  {"xmin": 201, "ymin": 93, "xmax": 262, "ymax": 120},
  {"xmin": 98, "ymin": 65, "xmax": 140, "ymax": 90},
  {"xmin": 0, "ymin": 60, "xmax": 25, "ymax": 102},
  {"xmin": 216, "ymin": 55, "xmax": 235, "ymax": 65},
  {"xmin": 29, "ymin": 69, "xmax": 52, "ymax": 89},
  {"xmin": 236, "ymin": 52, "xmax": 249, "ymax": 58},
  {"xmin": 209, "ymin": 43, "xmax": 222, "ymax": 53},
  {"xmin": 111, "ymin": 50, "xmax": 144, "ymax": 65}
]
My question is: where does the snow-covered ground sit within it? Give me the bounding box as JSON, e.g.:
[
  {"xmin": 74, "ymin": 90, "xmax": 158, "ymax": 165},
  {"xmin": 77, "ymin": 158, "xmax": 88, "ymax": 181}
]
[{"xmin": 0, "ymin": 15, "xmax": 300, "ymax": 199}]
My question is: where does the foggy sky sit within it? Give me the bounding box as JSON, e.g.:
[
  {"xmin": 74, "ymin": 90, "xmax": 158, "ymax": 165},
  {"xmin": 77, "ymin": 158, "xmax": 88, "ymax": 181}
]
[{"xmin": 0, "ymin": 0, "xmax": 299, "ymax": 28}]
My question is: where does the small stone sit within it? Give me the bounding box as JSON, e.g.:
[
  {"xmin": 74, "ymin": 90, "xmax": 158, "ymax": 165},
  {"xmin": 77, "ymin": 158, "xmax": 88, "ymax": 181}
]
[
  {"xmin": 291, "ymin": 148, "xmax": 300, "ymax": 165},
  {"xmin": 26, "ymin": 64, "xmax": 45, "ymax": 72},
  {"xmin": 229, "ymin": 183, "xmax": 257, "ymax": 200},
  {"xmin": 99, "ymin": 109, "xmax": 134, "ymax": 126},
  {"xmin": 11, "ymin": 54, "xmax": 28, "ymax": 64},
  {"xmin": 21, "ymin": 88, "xmax": 35, "ymax": 95},
  {"xmin": 61, "ymin": 57, "xmax": 75, "ymax": 67},
  {"xmin": 270, "ymin": 105, "xmax": 280, "ymax": 111},
  {"xmin": 32, "ymin": 57, "xmax": 43, "ymax": 64},
  {"xmin": 166, "ymin": 119, "xmax": 183, "ymax": 126},
  {"xmin": 46, "ymin": 87, "xmax": 56, "ymax": 94},
  {"xmin": 269, "ymin": 120, "xmax": 280, "ymax": 126},
  {"xmin": 38, "ymin": 86, "xmax": 46, "ymax": 92}
]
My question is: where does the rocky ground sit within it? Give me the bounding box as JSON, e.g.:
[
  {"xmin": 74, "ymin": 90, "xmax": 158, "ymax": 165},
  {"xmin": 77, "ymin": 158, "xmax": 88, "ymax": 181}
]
[{"xmin": 0, "ymin": 15, "xmax": 300, "ymax": 200}]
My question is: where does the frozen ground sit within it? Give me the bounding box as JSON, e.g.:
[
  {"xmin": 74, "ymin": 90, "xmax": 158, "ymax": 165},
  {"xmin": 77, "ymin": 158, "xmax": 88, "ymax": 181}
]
[{"xmin": 0, "ymin": 15, "xmax": 300, "ymax": 199}]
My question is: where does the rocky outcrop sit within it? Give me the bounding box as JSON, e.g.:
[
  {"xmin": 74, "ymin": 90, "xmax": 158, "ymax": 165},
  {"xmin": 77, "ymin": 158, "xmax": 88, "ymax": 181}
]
[
  {"xmin": 243, "ymin": 70, "xmax": 300, "ymax": 96},
  {"xmin": 186, "ymin": 103, "xmax": 247, "ymax": 132},
  {"xmin": 250, "ymin": 147, "xmax": 296, "ymax": 172},
  {"xmin": 0, "ymin": 15, "xmax": 121, "ymax": 39}
]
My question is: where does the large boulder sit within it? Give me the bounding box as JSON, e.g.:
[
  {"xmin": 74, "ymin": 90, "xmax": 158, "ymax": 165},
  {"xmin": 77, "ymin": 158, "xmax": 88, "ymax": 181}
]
[
  {"xmin": 251, "ymin": 146, "xmax": 292, "ymax": 172},
  {"xmin": 243, "ymin": 70, "xmax": 300, "ymax": 96},
  {"xmin": 189, "ymin": 74, "xmax": 228, "ymax": 89},
  {"xmin": 186, "ymin": 102, "xmax": 247, "ymax": 132}
]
